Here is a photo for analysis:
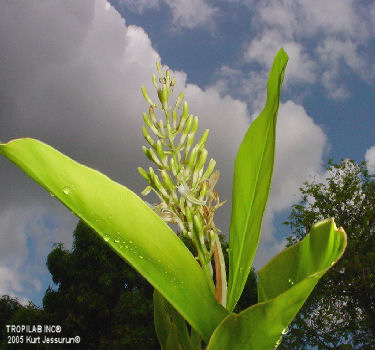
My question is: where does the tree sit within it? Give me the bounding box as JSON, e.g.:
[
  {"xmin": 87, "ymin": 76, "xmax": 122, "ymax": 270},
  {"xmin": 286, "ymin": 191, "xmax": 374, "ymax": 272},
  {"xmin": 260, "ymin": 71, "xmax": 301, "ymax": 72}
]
[
  {"xmin": 42, "ymin": 220, "xmax": 159, "ymax": 350},
  {"xmin": 280, "ymin": 159, "xmax": 375, "ymax": 349}
]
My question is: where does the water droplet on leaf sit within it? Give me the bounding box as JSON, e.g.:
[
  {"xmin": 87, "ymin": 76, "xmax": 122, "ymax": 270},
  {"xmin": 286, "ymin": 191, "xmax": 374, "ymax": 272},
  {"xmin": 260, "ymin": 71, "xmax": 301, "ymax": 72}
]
[
  {"xmin": 288, "ymin": 278, "xmax": 294, "ymax": 285},
  {"xmin": 62, "ymin": 186, "xmax": 70, "ymax": 194},
  {"xmin": 103, "ymin": 234, "xmax": 110, "ymax": 242},
  {"xmin": 282, "ymin": 327, "xmax": 288, "ymax": 335}
]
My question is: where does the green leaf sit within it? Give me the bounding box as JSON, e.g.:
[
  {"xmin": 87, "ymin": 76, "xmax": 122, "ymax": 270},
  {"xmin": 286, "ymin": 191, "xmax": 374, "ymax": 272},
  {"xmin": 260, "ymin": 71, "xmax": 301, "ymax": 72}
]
[
  {"xmin": 0, "ymin": 138, "xmax": 228, "ymax": 342},
  {"xmin": 207, "ymin": 219, "xmax": 347, "ymax": 349},
  {"xmin": 227, "ymin": 48, "xmax": 289, "ymax": 311},
  {"xmin": 154, "ymin": 290, "xmax": 193, "ymax": 350}
]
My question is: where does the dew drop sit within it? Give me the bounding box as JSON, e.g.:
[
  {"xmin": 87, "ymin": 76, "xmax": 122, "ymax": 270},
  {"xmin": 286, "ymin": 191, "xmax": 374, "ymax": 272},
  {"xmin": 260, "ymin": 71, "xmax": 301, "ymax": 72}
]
[
  {"xmin": 50, "ymin": 193, "xmax": 55, "ymax": 197},
  {"xmin": 288, "ymin": 278, "xmax": 295, "ymax": 286},
  {"xmin": 282, "ymin": 327, "xmax": 289, "ymax": 335},
  {"xmin": 103, "ymin": 234, "xmax": 110, "ymax": 242},
  {"xmin": 62, "ymin": 186, "xmax": 70, "ymax": 194},
  {"xmin": 129, "ymin": 240, "xmax": 133, "ymax": 244},
  {"xmin": 138, "ymin": 255, "xmax": 144, "ymax": 259},
  {"xmin": 114, "ymin": 237, "xmax": 120, "ymax": 243}
]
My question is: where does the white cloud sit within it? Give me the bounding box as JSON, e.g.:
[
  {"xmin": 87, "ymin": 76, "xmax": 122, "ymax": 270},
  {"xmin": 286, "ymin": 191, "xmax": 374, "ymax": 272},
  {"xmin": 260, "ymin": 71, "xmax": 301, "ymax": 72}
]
[
  {"xmin": 117, "ymin": 0, "xmax": 159, "ymax": 13},
  {"xmin": 164, "ymin": 0, "xmax": 219, "ymax": 30},
  {"xmin": 117, "ymin": 0, "xmax": 218, "ymax": 30},
  {"xmin": 365, "ymin": 146, "xmax": 375, "ymax": 174},
  {"xmin": 240, "ymin": 0, "xmax": 375, "ymax": 100}
]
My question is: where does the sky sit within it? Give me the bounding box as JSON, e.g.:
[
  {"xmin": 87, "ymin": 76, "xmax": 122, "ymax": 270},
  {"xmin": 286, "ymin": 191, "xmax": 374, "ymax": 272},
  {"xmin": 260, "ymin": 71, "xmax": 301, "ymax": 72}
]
[{"xmin": 0, "ymin": 0, "xmax": 374, "ymax": 306}]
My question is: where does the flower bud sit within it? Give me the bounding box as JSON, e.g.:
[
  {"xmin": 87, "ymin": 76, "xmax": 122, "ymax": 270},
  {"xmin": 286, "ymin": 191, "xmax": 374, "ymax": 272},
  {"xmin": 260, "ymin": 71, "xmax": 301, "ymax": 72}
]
[
  {"xmin": 187, "ymin": 146, "xmax": 199, "ymax": 174},
  {"xmin": 141, "ymin": 186, "xmax": 152, "ymax": 196},
  {"xmin": 141, "ymin": 86, "xmax": 156, "ymax": 106},
  {"xmin": 137, "ymin": 167, "xmax": 150, "ymax": 182},
  {"xmin": 142, "ymin": 126, "xmax": 154, "ymax": 146},
  {"xmin": 202, "ymin": 159, "xmax": 216, "ymax": 180},
  {"xmin": 191, "ymin": 116, "xmax": 199, "ymax": 134},
  {"xmin": 170, "ymin": 157, "xmax": 178, "ymax": 176},
  {"xmin": 156, "ymin": 60, "xmax": 162, "ymax": 77},
  {"xmin": 161, "ymin": 169, "xmax": 174, "ymax": 190},
  {"xmin": 152, "ymin": 73, "xmax": 158, "ymax": 89},
  {"xmin": 149, "ymin": 106, "xmax": 157, "ymax": 124},
  {"xmin": 197, "ymin": 129, "xmax": 209, "ymax": 150},
  {"xmin": 199, "ymin": 181, "xmax": 207, "ymax": 200},
  {"xmin": 142, "ymin": 146, "xmax": 152, "ymax": 161},
  {"xmin": 195, "ymin": 148, "xmax": 208, "ymax": 173},
  {"xmin": 156, "ymin": 140, "xmax": 165, "ymax": 160},
  {"xmin": 174, "ymin": 92, "xmax": 184, "ymax": 112},
  {"xmin": 157, "ymin": 84, "xmax": 169, "ymax": 110},
  {"xmin": 172, "ymin": 110, "xmax": 178, "ymax": 129},
  {"xmin": 152, "ymin": 172, "xmax": 169, "ymax": 198},
  {"xmin": 148, "ymin": 147, "xmax": 162, "ymax": 167}
]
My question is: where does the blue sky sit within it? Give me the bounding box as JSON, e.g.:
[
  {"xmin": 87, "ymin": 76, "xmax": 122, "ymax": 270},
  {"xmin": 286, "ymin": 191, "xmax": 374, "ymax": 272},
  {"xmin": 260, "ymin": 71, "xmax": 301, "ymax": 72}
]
[{"xmin": 0, "ymin": 0, "xmax": 374, "ymax": 306}]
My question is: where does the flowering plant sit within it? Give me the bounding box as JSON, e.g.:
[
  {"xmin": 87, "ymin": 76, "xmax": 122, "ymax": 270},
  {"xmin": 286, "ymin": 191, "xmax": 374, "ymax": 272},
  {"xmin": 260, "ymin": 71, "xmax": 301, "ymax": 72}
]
[{"xmin": 0, "ymin": 49, "xmax": 346, "ymax": 349}]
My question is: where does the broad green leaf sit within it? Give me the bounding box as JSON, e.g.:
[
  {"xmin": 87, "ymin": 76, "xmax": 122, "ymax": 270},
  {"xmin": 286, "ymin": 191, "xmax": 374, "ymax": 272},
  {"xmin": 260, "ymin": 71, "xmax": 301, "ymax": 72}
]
[
  {"xmin": 227, "ymin": 48, "xmax": 289, "ymax": 311},
  {"xmin": 154, "ymin": 290, "xmax": 193, "ymax": 350},
  {"xmin": 207, "ymin": 219, "xmax": 347, "ymax": 349},
  {"xmin": 0, "ymin": 138, "xmax": 228, "ymax": 342}
]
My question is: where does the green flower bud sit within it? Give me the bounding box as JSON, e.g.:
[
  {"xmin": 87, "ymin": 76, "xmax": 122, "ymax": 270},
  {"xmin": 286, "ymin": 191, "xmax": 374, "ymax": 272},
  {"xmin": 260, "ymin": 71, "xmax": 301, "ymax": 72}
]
[
  {"xmin": 152, "ymin": 172, "xmax": 169, "ymax": 198},
  {"xmin": 141, "ymin": 86, "xmax": 156, "ymax": 106},
  {"xmin": 171, "ymin": 76, "xmax": 176, "ymax": 87},
  {"xmin": 143, "ymin": 113, "xmax": 158, "ymax": 135},
  {"xmin": 170, "ymin": 157, "xmax": 178, "ymax": 176},
  {"xmin": 149, "ymin": 106, "xmax": 157, "ymax": 124},
  {"xmin": 156, "ymin": 140, "xmax": 165, "ymax": 160},
  {"xmin": 182, "ymin": 101, "xmax": 188, "ymax": 118},
  {"xmin": 172, "ymin": 110, "xmax": 178, "ymax": 129},
  {"xmin": 185, "ymin": 133, "xmax": 195, "ymax": 157},
  {"xmin": 141, "ymin": 186, "xmax": 152, "ymax": 196},
  {"xmin": 195, "ymin": 148, "xmax": 208, "ymax": 173},
  {"xmin": 161, "ymin": 169, "xmax": 174, "ymax": 190},
  {"xmin": 191, "ymin": 116, "xmax": 199, "ymax": 134},
  {"xmin": 157, "ymin": 84, "xmax": 169, "ymax": 110},
  {"xmin": 202, "ymin": 159, "xmax": 216, "ymax": 180},
  {"xmin": 148, "ymin": 147, "xmax": 162, "ymax": 167},
  {"xmin": 197, "ymin": 129, "xmax": 209, "ymax": 150},
  {"xmin": 137, "ymin": 167, "xmax": 150, "ymax": 182},
  {"xmin": 156, "ymin": 60, "xmax": 162, "ymax": 77},
  {"xmin": 177, "ymin": 115, "xmax": 193, "ymax": 148},
  {"xmin": 142, "ymin": 146, "xmax": 152, "ymax": 161},
  {"xmin": 187, "ymin": 146, "xmax": 198, "ymax": 173},
  {"xmin": 199, "ymin": 181, "xmax": 207, "ymax": 200},
  {"xmin": 142, "ymin": 126, "xmax": 154, "ymax": 147},
  {"xmin": 166, "ymin": 69, "xmax": 170, "ymax": 85},
  {"xmin": 152, "ymin": 73, "xmax": 158, "ymax": 89},
  {"xmin": 174, "ymin": 92, "xmax": 184, "ymax": 112}
]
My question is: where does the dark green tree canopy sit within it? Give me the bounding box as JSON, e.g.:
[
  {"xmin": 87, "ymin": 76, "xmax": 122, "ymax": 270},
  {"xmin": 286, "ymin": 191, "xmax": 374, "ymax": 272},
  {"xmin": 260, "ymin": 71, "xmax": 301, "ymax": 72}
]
[{"xmin": 281, "ymin": 159, "xmax": 375, "ymax": 349}]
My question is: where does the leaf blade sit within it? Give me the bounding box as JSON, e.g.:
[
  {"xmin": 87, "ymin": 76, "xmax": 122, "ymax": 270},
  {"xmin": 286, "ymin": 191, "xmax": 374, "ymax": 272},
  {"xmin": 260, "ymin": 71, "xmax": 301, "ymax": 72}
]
[
  {"xmin": 227, "ymin": 48, "xmax": 289, "ymax": 311},
  {"xmin": 0, "ymin": 138, "xmax": 228, "ymax": 342},
  {"xmin": 207, "ymin": 219, "xmax": 347, "ymax": 349}
]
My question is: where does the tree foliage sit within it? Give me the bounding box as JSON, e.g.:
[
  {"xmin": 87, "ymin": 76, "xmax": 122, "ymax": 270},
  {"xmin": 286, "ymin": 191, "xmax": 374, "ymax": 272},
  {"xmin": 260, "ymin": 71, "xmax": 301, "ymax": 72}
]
[{"xmin": 281, "ymin": 159, "xmax": 375, "ymax": 349}]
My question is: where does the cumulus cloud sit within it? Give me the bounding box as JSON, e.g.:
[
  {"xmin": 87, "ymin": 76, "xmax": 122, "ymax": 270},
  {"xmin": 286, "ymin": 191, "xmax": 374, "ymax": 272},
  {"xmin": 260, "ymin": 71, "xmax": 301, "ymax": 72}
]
[
  {"xmin": 117, "ymin": 0, "xmax": 219, "ymax": 30},
  {"xmin": 232, "ymin": 0, "xmax": 375, "ymax": 100},
  {"xmin": 365, "ymin": 146, "xmax": 375, "ymax": 174}
]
